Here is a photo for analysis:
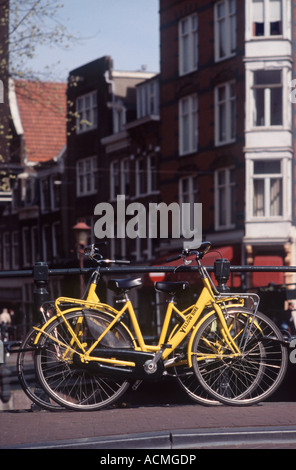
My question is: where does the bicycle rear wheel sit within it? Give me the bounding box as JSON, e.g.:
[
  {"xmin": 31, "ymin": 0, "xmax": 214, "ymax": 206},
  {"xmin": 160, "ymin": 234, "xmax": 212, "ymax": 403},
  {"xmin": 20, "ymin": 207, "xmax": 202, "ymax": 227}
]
[
  {"xmin": 192, "ymin": 309, "xmax": 288, "ymax": 406},
  {"xmin": 35, "ymin": 310, "xmax": 133, "ymax": 411},
  {"xmin": 174, "ymin": 358, "xmax": 220, "ymax": 406},
  {"xmin": 17, "ymin": 326, "xmax": 63, "ymax": 411}
]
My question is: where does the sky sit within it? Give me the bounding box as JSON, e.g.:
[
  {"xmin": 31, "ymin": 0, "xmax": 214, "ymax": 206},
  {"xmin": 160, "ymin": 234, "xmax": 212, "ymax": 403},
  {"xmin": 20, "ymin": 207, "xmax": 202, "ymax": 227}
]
[{"xmin": 27, "ymin": 0, "xmax": 160, "ymax": 81}]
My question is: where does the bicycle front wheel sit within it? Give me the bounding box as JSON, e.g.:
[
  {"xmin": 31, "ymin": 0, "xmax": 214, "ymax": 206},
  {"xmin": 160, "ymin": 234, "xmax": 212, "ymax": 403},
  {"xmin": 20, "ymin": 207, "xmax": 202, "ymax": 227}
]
[
  {"xmin": 35, "ymin": 310, "xmax": 133, "ymax": 411},
  {"xmin": 192, "ymin": 309, "xmax": 288, "ymax": 406}
]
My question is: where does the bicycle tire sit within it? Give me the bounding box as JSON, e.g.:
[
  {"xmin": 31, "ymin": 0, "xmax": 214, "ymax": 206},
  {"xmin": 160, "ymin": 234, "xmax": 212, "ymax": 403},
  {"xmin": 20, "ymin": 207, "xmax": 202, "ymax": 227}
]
[
  {"xmin": 17, "ymin": 326, "xmax": 64, "ymax": 411},
  {"xmin": 35, "ymin": 310, "xmax": 133, "ymax": 411},
  {"xmin": 173, "ymin": 358, "xmax": 220, "ymax": 406},
  {"xmin": 192, "ymin": 309, "xmax": 288, "ymax": 406}
]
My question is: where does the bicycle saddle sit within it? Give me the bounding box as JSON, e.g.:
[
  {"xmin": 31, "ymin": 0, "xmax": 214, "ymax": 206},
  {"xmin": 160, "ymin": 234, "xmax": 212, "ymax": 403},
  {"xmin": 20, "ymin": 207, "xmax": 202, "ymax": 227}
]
[
  {"xmin": 155, "ymin": 281, "xmax": 190, "ymax": 295},
  {"xmin": 108, "ymin": 277, "xmax": 143, "ymax": 293}
]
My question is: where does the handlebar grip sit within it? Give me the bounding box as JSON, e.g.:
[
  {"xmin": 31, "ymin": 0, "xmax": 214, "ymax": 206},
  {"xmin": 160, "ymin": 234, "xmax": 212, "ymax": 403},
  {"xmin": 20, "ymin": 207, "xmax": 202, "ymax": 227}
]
[
  {"xmin": 166, "ymin": 254, "xmax": 182, "ymax": 262},
  {"xmin": 114, "ymin": 260, "xmax": 130, "ymax": 265}
]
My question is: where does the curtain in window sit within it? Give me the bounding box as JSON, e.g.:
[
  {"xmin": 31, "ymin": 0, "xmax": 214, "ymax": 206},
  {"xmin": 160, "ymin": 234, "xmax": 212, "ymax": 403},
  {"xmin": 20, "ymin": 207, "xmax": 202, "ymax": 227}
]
[
  {"xmin": 253, "ymin": 179, "xmax": 265, "ymax": 216},
  {"xmin": 270, "ymin": 178, "xmax": 282, "ymax": 216}
]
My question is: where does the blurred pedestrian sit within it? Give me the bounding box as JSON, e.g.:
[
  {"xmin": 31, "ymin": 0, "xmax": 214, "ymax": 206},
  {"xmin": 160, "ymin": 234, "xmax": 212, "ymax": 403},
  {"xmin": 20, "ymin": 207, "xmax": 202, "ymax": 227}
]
[{"xmin": 0, "ymin": 308, "xmax": 11, "ymax": 326}]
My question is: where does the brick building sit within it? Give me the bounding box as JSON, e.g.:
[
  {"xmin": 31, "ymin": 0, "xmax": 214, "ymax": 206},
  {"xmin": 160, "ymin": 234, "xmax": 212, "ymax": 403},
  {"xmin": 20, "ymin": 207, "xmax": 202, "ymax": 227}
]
[{"xmin": 158, "ymin": 0, "xmax": 296, "ymax": 292}]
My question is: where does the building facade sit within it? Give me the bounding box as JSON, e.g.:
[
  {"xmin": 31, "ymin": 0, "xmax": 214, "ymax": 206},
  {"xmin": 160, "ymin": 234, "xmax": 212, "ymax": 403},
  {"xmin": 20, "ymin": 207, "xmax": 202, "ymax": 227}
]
[
  {"xmin": 158, "ymin": 0, "xmax": 296, "ymax": 291},
  {"xmin": 2, "ymin": 0, "xmax": 296, "ymax": 330}
]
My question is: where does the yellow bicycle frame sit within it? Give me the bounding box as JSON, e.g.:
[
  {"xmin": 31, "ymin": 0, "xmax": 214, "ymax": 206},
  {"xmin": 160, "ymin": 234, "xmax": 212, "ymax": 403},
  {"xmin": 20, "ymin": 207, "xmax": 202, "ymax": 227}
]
[{"xmin": 34, "ymin": 270, "xmax": 252, "ymax": 371}]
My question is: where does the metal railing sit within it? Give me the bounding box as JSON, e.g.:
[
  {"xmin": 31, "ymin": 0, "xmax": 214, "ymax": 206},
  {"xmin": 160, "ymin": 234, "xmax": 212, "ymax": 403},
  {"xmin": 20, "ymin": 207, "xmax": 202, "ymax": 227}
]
[{"xmin": 1, "ymin": 258, "xmax": 296, "ymax": 322}]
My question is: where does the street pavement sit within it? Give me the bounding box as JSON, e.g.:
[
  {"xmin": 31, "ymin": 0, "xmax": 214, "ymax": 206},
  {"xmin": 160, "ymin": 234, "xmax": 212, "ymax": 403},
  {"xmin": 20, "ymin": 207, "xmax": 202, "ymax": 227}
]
[
  {"xmin": 1, "ymin": 377, "xmax": 296, "ymax": 449},
  {"xmin": 1, "ymin": 354, "xmax": 296, "ymax": 449}
]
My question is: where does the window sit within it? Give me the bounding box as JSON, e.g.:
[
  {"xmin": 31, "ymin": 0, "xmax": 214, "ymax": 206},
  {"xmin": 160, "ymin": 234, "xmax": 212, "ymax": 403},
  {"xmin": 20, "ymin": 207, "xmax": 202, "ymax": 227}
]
[
  {"xmin": 12, "ymin": 231, "xmax": 19, "ymax": 269},
  {"xmin": 253, "ymin": 70, "xmax": 282, "ymax": 127},
  {"xmin": 179, "ymin": 176, "xmax": 198, "ymax": 225},
  {"xmin": 147, "ymin": 155, "xmax": 158, "ymax": 193},
  {"xmin": 252, "ymin": 0, "xmax": 282, "ymax": 37},
  {"xmin": 179, "ymin": 14, "xmax": 198, "ymax": 75},
  {"xmin": 110, "ymin": 160, "xmax": 130, "ymax": 199},
  {"xmin": 24, "ymin": 178, "xmax": 35, "ymax": 205},
  {"xmin": 252, "ymin": 160, "xmax": 283, "ymax": 217},
  {"xmin": 179, "ymin": 94, "xmax": 198, "ymax": 156},
  {"xmin": 52, "ymin": 222, "xmax": 61, "ymax": 259},
  {"xmin": 137, "ymin": 79, "xmax": 159, "ymax": 118},
  {"xmin": 110, "ymin": 161, "xmax": 120, "ymax": 199},
  {"xmin": 121, "ymin": 159, "xmax": 130, "ymax": 196},
  {"xmin": 22, "ymin": 228, "xmax": 31, "ymax": 267},
  {"xmin": 215, "ymin": 168, "xmax": 236, "ymax": 229},
  {"xmin": 3, "ymin": 232, "xmax": 10, "ymax": 269},
  {"xmin": 51, "ymin": 177, "xmax": 61, "ymax": 210},
  {"xmin": 113, "ymin": 99, "xmax": 126, "ymax": 133},
  {"xmin": 136, "ymin": 158, "xmax": 146, "ymax": 196},
  {"xmin": 76, "ymin": 156, "xmax": 98, "ymax": 196},
  {"xmin": 76, "ymin": 91, "xmax": 97, "ymax": 133},
  {"xmin": 179, "ymin": 176, "xmax": 198, "ymax": 203},
  {"xmin": 42, "ymin": 225, "xmax": 52, "ymax": 262},
  {"xmin": 215, "ymin": 0, "xmax": 236, "ymax": 61},
  {"xmin": 215, "ymin": 82, "xmax": 236, "ymax": 145},
  {"xmin": 40, "ymin": 178, "xmax": 51, "ymax": 213}
]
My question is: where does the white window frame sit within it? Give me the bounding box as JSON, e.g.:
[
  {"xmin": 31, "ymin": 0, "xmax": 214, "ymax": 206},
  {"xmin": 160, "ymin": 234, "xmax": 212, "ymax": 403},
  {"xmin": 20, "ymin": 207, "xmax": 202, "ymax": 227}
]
[
  {"xmin": 110, "ymin": 161, "xmax": 120, "ymax": 200},
  {"xmin": 214, "ymin": 167, "xmax": 236, "ymax": 230},
  {"xmin": 179, "ymin": 94, "xmax": 198, "ymax": 156},
  {"xmin": 76, "ymin": 91, "xmax": 98, "ymax": 134},
  {"xmin": 147, "ymin": 155, "xmax": 158, "ymax": 194},
  {"xmin": 251, "ymin": 0, "xmax": 282, "ymax": 38},
  {"xmin": 137, "ymin": 79, "xmax": 159, "ymax": 119},
  {"xmin": 215, "ymin": 81, "xmax": 236, "ymax": 146},
  {"xmin": 179, "ymin": 176, "xmax": 198, "ymax": 237},
  {"xmin": 179, "ymin": 13, "xmax": 198, "ymax": 76},
  {"xmin": 214, "ymin": 0, "xmax": 236, "ymax": 62},
  {"xmin": 110, "ymin": 159, "xmax": 130, "ymax": 199},
  {"xmin": 113, "ymin": 99, "xmax": 126, "ymax": 133},
  {"xmin": 135, "ymin": 158, "xmax": 146, "ymax": 196},
  {"xmin": 250, "ymin": 159, "xmax": 283, "ymax": 218},
  {"xmin": 252, "ymin": 69, "xmax": 283, "ymax": 128},
  {"xmin": 76, "ymin": 156, "xmax": 97, "ymax": 197}
]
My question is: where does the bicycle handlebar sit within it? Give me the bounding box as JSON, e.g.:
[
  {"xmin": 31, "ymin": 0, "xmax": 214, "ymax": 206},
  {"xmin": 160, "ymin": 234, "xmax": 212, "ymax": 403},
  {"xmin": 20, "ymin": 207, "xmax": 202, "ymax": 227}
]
[
  {"xmin": 166, "ymin": 241, "xmax": 212, "ymax": 263},
  {"xmin": 83, "ymin": 244, "xmax": 130, "ymax": 265}
]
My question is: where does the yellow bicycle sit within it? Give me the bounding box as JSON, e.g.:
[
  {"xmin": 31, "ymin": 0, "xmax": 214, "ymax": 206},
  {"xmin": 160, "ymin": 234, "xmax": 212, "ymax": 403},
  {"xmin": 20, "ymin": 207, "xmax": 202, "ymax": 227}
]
[{"xmin": 33, "ymin": 242, "xmax": 288, "ymax": 410}]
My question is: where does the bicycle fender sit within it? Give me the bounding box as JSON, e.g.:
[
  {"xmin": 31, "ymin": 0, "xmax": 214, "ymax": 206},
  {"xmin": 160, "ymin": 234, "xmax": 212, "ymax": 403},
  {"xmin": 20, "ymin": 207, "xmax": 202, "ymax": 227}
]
[
  {"xmin": 187, "ymin": 306, "xmax": 262, "ymax": 367},
  {"xmin": 187, "ymin": 310, "xmax": 215, "ymax": 368}
]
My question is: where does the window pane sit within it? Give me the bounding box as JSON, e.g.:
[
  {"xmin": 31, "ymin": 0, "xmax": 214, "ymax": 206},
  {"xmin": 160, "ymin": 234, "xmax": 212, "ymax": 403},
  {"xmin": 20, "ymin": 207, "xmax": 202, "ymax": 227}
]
[
  {"xmin": 270, "ymin": 87, "xmax": 282, "ymax": 125},
  {"xmin": 270, "ymin": 0, "xmax": 282, "ymax": 35},
  {"xmin": 254, "ymin": 88, "xmax": 265, "ymax": 126},
  {"xmin": 218, "ymin": 17, "xmax": 226, "ymax": 57},
  {"xmin": 270, "ymin": 178, "xmax": 282, "ymax": 216},
  {"xmin": 219, "ymin": 101, "xmax": 226, "ymax": 141},
  {"xmin": 253, "ymin": 179, "xmax": 265, "ymax": 216},
  {"xmin": 254, "ymin": 160, "xmax": 281, "ymax": 174},
  {"xmin": 219, "ymin": 186, "xmax": 226, "ymax": 225},
  {"xmin": 253, "ymin": 0, "xmax": 264, "ymax": 36},
  {"xmin": 254, "ymin": 70, "xmax": 281, "ymax": 85}
]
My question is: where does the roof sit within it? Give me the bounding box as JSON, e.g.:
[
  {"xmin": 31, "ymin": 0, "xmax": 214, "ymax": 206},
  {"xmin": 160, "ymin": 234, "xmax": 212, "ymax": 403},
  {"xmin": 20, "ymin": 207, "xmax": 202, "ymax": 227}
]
[{"xmin": 14, "ymin": 80, "xmax": 67, "ymax": 163}]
